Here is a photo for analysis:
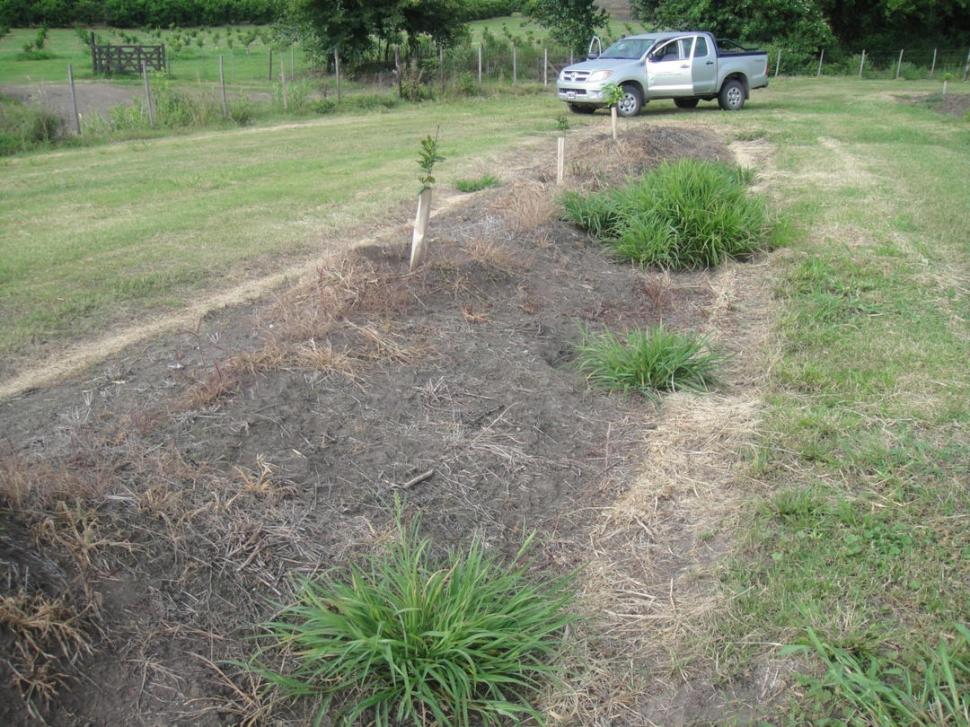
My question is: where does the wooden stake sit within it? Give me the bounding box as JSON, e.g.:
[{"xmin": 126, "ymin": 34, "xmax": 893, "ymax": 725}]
[
  {"xmin": 543, "ymin": 48, "xmax": 548, "ymax": 86},
  {"xmin": 774, "ymin": 49, "xmax": 782, "ymax": 77},
  {"xmin": 142, "ymin": 62, "xmax": 155, "ymax": 127},
  {"xmin": 611, "ymin": 105, "xmax": 618, "ymax": 142},
  {"xmin": 410, "ymin": 188, "xmax": 433, "ymax": 271},
  {"xmin": 816, "ymin": 49, "xmax": 824, "ymax": 77},
  {"xmin": 335, "ymin": 47, "xmax": 341, "ymax": 102},
  {"xmin": 859, "ymin": 49, "xmax": 866, "ymax": 78},
  {"xmin": 930, "ymin": 48, "xmax": 937, "ymax": 76},
  {"xmin": 268, "ymin": 48, "xmax": 273, "ymax": 82},
  {"xmin": 219, "ymin": 55, "xmax": 228, "ymax": 118},
  {"xmin": 943, "ymin": 79, "xmax": 948, "ymax": 96},
  {"xmin": 477, "ymin": 43, "xmax": 482, "ymax": 84},
  {"xmin": 67, "ymin": 64, "xmax": 81, "ymax": 134},
  {"xmin": 896, "ymin": 49, "xmax": 904, "ymax": 79},
  {"xmin": 556, "ymin": 136, "xmax": 565, "ymax": 185}
]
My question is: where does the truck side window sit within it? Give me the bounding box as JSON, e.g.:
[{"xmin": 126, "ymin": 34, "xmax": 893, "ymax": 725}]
[
  {"xmin": 694, "ymin": 36, "xmax": 708, "ymax": 58},
  {"xmin": 655, "ymin": 40, "xmax": 680, "ymax": 61}
]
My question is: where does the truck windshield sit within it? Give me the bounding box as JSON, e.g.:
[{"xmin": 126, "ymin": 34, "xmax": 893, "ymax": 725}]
[{"xmin": 600, "ymin": 38, "xmax": 654, "ymax": 59}]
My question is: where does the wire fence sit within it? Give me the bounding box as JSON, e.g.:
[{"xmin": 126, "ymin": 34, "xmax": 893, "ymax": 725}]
[{"xmin": 766, "ymin": 46, "xmax": 970, "ymax": 80}]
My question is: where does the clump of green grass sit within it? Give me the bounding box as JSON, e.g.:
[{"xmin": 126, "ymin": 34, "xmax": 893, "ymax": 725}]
[
  {"xmin": 0, "ymin": 96, "xmax": 62, "ymax": 155},
  {"xmin": 562, "ymin": 159, "xmax": 770, "ymax": 269},
  {"xmin": 576, "ymin": 324, "xmax": 722, "ymax": 396},
  {"xmin": 455, "ymin": 174, "xmax": 500, "ymax": 193},
  {"xmin": 785, "ymin": 625, "xmax": 970, "ymax": 725},
  {"xmin": 252, "ymin": 516, "xmax": 574, "ymax": 726}
]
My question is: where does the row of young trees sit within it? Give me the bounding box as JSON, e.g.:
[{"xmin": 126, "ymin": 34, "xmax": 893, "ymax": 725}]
[{"xmin": 0, "ymin": 0, "xmax": 279, "ymax": 27}]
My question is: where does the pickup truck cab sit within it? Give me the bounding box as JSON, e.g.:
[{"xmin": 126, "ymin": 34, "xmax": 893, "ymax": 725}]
[{"xmin": 557, "ymin": 31, "xmax": 768, "ymax": 116}]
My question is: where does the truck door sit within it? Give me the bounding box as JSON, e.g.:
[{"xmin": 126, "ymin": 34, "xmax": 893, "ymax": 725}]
[
  {"xmin": 646, "ymin": 37, "xmax": 693, "ymax": 96},
  {"xmin": 691, "ymin": 35, "xmax": 717, "ymax": 94}
]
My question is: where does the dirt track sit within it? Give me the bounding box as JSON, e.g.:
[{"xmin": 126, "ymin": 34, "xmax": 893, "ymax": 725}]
[{"xmin": 0, "ymin": 81, "xmax": 140, "ymax": 129}]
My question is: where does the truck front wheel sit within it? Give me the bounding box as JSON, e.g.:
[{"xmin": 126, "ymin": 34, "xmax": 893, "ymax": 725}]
[
  {"xmin": 616, "ymin": 84, "xmax": 643, "ymax": 117},
  {"xmin": 718, "ymin": 80, "xmax": 746, "ymax": 111}
]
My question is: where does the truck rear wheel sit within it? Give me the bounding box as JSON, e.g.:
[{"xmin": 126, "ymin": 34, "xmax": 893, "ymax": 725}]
[
  {"xmin": 718, "ymin": 79, "xmax": 746, "ymax": 111},
  {"xmin": 674, "ymin": 98, "xmax": 699, "ymax": 109},
  {"xmin": 616, "ymin": 84, "xmax": 643, "ymax": 117}
]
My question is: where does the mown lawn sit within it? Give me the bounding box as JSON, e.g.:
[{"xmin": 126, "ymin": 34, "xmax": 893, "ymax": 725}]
[{"xmin": 0, "ymin": 93, "xmax": 583, "ymax": 363}]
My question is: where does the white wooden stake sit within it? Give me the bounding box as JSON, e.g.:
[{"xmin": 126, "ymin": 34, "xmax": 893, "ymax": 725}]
[
  {"xmin": 219, "ymin": 55, "xmax": 228, "ymax": 118},
  {"xmin": 543, "ymin": 48, "xmax": 548, "ymax": 86},
  {"xmin": 859, "ymin": 49, "xmax": 866, "ymax": 78},
  {"xmin": 611, "ymin": 105, "xmax": 618, "ymax": 142},
  {"xmin": 410, "ymin": 188, "xmax": 433, "ymax": 271},
  {"xmin": 477, "ymin": 43, "xmax": 482, "ymax": 84},
  {"xmin": 67, "ymin": 64, "xmax": 81, "ymax": 134},
  {"xmin": 556, "ymin": 136, "xmax": 565, "ymax": 185},
  {"xmin": 896, "ymin": 49, "xmax": 904, "ymax": 79},
  {"xmin": 817, "ymin": 49, "xmax": 824, "ymax": 77},
  {"xmin": 930, "ymin": 48, "xmax": 937, "ymax": 76}
]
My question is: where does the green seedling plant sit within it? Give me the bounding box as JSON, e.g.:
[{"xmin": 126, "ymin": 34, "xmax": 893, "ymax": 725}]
[
  {"xmin": 250, "ymin": 510, "xmax": 574, "ymax": 726},
  {"xmin": 577, "ymin": 324, "xmax": 722, "ymax": 398},
  {"xmin": 411, "ymin": 129, "xmax": 445, "ymax": 270}
]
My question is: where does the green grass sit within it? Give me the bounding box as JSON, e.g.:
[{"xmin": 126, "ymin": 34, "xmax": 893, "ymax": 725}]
[
  {"xmin": 0, "ymin": 26, "xmax": 306, "ymax": 86},
  {"xmin": 455, "ymin": 174, "xmax": 499, "ymax": 192},
  {"xmin": 0, "ymin": 93, "xmax": 588, "ymax": 364},
  {"xmin": 252, "ymin": 517, "xmax": 574, "ymax": 726},
  {"xmin": 678, "ymin": 78, "xmax": 970, "ymax": 723},
  {"xmin": 0, "ymin": 94, "xmax": 61, "ymax": 154},
  {"xmin": 576, "ymin": 324, "xmax": 722, "ymax": 397},
  {"xmin": 562, "ymin": 159, "xmax": 772, "ymax": 269}
]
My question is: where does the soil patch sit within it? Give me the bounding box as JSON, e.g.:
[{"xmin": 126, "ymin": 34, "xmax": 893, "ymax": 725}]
[
  {"xmin": 0, "ymin": 81, "xmax": 140, "ymax": 129},
  {"xmin": 0, "ymin": 124, "xmax": 759, "ymax": 725},
  {"xmin": 905, "ymin": 91, "xmax": 970, "ymax": 118}
]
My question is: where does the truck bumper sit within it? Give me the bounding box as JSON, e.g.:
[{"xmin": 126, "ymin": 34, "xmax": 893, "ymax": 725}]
[{"xmin": 556, "ymin": 83, "xmax": 607, "ymax": 105}]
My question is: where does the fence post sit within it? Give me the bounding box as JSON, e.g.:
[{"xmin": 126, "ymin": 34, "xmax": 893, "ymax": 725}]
[
  {"xmin": 512, "ymin": 44, "xmax": 517, "ymax": 84},
  {"xmin": 268, "ymin": 48, "xmax": 273, "ymax": 82},
  {"xmin": 219, "ymin": 55, "xmax": 228, "ymax": 118},
  {"xmin": 963, "ymin": 49, "xmax": 970, "ymax": 81},
  {"xmin": 290, "ymin": 46, "xmax": 295, "ymax": 77},
  {"xmin": 67, "ymin": 64, "xmax": 81, "ymax": 134},
  {"xmin": 280, "ymin": 54, "xmax": 288, "ymax": 110},
  {"xmin": 569, "ymin": 50, "xmax": 574, "ymax": 65},
  {"xmin": 544, "ymin": 47, "xmax": 548, "ymax": 86},
  {"xmin": 477, "ymin": 43, "xmax": 482, "ymax": 84},
  {"xmin": 774, "ymin": 49, "xmax": 782, "ymax": 77},
  {"xmin": 930, "ymin": 48, "xmax": 937, "ymax": 76},
  {"xmin": 895, "ymin": 49, "xmax": 904, "ymax": 79},
  {"xmin": 395, "ymin": 45, "xmax": 402, "ymax": 97},
  {"xmin": 335, "ymin": 47, "xmax": 341, "ymax": 102},
  {"xmin": 439, "ymin": 44, "xmax": 445, "ymax": 96},
  {"xmin": 859, "ymin": 49, "xmax": 866, "ymax": 78},
  {"xmin": 141, "ymin": 61, "xmax": 155, "ymax": 127},
  {"xmin": 816, "ymin": 49, "xmax": 824, "ymax": 77}
]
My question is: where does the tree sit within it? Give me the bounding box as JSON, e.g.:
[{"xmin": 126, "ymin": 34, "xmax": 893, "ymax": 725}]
[{"xmin": 526, "ymin": 0, "xmax": 610, "ymax": 55}]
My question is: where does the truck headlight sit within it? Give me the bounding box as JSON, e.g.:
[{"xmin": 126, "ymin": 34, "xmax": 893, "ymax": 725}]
[{"xmin": 588, "ymin": 70, "xmax": 613, "ymax": 82}]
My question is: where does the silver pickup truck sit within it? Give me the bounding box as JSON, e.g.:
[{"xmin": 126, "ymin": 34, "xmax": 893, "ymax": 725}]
[{"xmin": 557, "ymin": 31, "xmax": 768, "ymax": 116}]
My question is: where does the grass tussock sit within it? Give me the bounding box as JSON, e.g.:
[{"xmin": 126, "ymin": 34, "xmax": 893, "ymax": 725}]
[
  {"xmin": 562, "ymin": 159, "xmax": 770, "ymax": 269},
  {"xmin": 577, "ymin": 324, "xmax": 722, "ymax": 397},
  {"xmin": 251, "ymin": 516, "xmax": 574, "ymax": 726},
  {"xmin": 455, "ymin": 174, "xmax": 499, "ymax": 193},
  {"xmin": 0, "ymin": 95, "xmax": 62, "ymax": 156}
]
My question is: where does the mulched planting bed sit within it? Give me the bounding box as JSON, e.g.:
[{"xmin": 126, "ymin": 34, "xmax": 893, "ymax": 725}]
[{"xmin": 0, "ymin": 124, "xmax": 734, "ymax": 725}]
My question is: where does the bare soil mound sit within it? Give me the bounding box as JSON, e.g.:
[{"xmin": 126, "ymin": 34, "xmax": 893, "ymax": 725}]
[
  {"xmin": 0, "ymin": 82, "xmax": 140, "ymax": 129},
  {"xmin": 0, "ymin": 125, "xmax": 754, "ymax": 725}
]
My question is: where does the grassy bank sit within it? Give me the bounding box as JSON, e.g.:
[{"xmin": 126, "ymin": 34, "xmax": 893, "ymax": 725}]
[{"xmin": 703, "ymin": 79, "xmax": 970, "ymax": 721}]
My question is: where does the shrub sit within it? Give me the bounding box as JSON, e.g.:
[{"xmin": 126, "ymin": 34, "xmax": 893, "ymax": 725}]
[
  {"xmin": 0, "ymin": 96, "xmax": 62, "ymax": 156},
  {"xmin": 456, "ymin": 174, "xmax": 499, "ymax": 193},
  {"xmin": 562, "ymin": 159, "xmax": 770, "ymax": 270},
  {"xmin": 251, "ymin": 516, "xmax": 574, "ymax": 726},
  {"xmin": 577, "ymin": 324, "xmax": 722, "ymax": 396}
]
